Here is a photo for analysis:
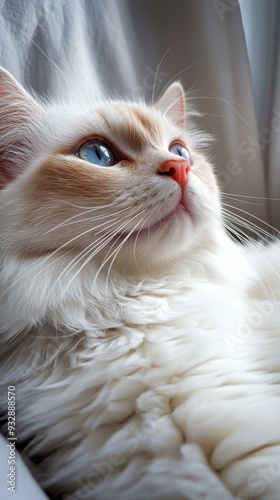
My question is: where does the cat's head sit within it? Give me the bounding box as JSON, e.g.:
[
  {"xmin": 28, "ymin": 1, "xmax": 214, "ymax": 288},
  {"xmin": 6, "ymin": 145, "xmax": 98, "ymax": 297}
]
[{"xmin": 0, "ymin": 68, "xmax": 221, "ymax": 275}]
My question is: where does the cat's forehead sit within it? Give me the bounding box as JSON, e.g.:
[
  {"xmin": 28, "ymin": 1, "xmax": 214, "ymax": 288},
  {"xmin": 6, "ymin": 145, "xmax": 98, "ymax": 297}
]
[{"xmin": 95, "ymin": 101, "xmax": 174, "ymax": 152}]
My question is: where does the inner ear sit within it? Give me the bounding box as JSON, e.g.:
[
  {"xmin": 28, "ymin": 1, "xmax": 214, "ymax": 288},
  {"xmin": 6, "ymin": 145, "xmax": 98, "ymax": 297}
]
[
  {"xmin": 156, "ymin": 82, "xmax": 185, "ymax": 128},
  {"xmin": 0, "ymin": 68, "xmax": 42, "ymax": 187}
]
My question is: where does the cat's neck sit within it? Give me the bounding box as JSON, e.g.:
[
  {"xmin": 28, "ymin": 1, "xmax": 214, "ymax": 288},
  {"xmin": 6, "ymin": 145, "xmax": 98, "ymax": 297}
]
[{"xmin": 0, "ymin": 227, "xmax": 252, "ymax": 341}]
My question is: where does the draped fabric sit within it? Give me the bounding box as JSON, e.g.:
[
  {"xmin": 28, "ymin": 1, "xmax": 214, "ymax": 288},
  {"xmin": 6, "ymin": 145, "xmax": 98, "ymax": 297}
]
[
  {"xmin": 0, "ymin": 1, "xmax": 279, "ymax": 497},
  {"xmin": 1, "ymin": 0, "xmax": 279, "ymax": 230},
  {"xmin": 240, "ymin": 0, "xmax": 280, "ymax": 230},
  {"xmin": 0, "ymin": 435, "xmax": 48, "ymax": 500}
]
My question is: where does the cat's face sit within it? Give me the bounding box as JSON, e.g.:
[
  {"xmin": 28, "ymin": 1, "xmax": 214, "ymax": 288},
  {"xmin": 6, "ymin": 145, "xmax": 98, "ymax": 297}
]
[{"xmin": 0, "ymin": 69, "xmax": 221, "ymax": 273}]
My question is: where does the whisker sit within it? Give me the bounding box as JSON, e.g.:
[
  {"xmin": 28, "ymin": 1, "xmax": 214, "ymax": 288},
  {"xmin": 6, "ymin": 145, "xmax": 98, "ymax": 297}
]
[
  {"xmin": 56, "ymin": 210, "xmax": 147, "ymax": 298},
  {"xmin": 0, "ymin": 215, "xmax": 122, "ymax": 301},
  {"xmin": 224, "ymin": 220, "xmax": 280, "ymax": 319},
  {"xmin": 59, "ymin": 199, "xmax": 120, "ymax": 210},
  {"xmin": 223, "ymin": 209, "xmax": 277, "ymax": 243},
  {"xmin": 46, "ymin": 219, "xmax": 129, "ymax": 297},
  {"xmin": 152, "ymin": 46, "xmax": 171, "ymax": 103},
  {"xmin": 221, "ymin": 192, "xmax": 280, "ymax": 202},
  {"xmin": 44, "ymin": 206, "xmax": 131, "ymax": 235},
  {"xmin": 104, "ymin": 215, "xmax": 148, "ymax": 291},
  {"xmin": 222, "ymin": 203, "xmax": 279, "ymax": 237},
  {"xmin": 93, "ymin": 210, "xmax": 147, "ymax": 288},
  {"xmin": 21, "ymin": 30, "xmax": 82, "ymax": 99},
  {"xmin": 186, "ymin": 95, "xmax": 254, "ymax": 133},
  {"xmin": 132, "ymin": 215, "xmax": 151, "ymax": 267},
  {"xmin": 157, "ymin": 60, "xmax": 205, "ymax": 102},
  {"xmin": 220, "ymin": 194, "xmax": 262, "ymax": 206},
  {"xmin": 223, "ymin": 216, "xmax": 280, "ymax": 306}
]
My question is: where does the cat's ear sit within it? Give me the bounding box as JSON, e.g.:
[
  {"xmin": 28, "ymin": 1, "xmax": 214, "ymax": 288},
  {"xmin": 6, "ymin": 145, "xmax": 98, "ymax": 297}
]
[
  {"xmin": 156, "ymin": 82, "xmax": 185, "ymax": 128},
  {"xmin": 0, "ymin": 68, "xmax": 42, "ymax": 186}
]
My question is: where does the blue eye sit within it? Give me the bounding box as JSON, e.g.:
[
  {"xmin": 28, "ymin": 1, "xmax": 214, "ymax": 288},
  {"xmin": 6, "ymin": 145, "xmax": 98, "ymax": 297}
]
[
  {"xmin": 169, "ymin": 143, "xmax": 193, "ymax": 165},
  {"xmin": 77, "ymin": 139, "xmax": 115, "ymax": 166}
]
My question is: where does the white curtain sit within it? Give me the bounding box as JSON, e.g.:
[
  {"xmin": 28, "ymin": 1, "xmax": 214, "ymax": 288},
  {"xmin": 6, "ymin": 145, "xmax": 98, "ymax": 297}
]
[
  {"xmin": 0, "ymin": 0, "xmax": 279, "ymax": 231},
  {"xmin": 240, "ymin": 0, "xmax": 280, "ymax": 230},
  {"xmin": 1, "ymin": 1, "xmax": 280, "ymax": 497}
]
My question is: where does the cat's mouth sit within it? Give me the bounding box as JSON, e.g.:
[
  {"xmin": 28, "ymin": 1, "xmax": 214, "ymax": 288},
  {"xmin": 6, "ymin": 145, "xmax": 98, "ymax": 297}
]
[
  {"xmin": 136, "ymin": 199, "xmax": 191, "ymax": 236},
  {"xmin": 111, "ymin": 199, "xmax": 191, "ymax": 242}
]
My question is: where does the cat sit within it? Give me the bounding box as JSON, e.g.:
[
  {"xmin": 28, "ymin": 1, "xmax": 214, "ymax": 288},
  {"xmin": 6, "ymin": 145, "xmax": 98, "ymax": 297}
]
[{"xmin": 0, "ymin": 66, "xmax": 280, "ymax": 500}]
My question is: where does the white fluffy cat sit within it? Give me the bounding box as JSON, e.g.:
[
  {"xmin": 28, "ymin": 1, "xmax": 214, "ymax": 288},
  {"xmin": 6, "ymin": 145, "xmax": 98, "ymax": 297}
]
[{"xmin": 0, "ymin": 67, "xmax": 280, "ymax": 500}]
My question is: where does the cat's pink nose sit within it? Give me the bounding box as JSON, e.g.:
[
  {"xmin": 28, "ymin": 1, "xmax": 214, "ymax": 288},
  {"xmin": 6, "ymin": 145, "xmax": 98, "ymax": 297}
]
[{"xmin": 158, "ymin": 159, "xmax": 191, "ymax": 189}]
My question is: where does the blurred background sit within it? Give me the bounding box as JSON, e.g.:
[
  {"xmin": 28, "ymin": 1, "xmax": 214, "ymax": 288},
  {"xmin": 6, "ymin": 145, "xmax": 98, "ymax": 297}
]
[{"xmin": 1, "ymin": 0, "xmax": 280, "ymax": 232}]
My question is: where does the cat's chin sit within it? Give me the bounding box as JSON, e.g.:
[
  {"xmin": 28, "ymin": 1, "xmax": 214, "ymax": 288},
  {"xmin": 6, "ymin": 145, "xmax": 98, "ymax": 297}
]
[
  {"xmin": 115, "ymin": 199, "xmax": 193, "ymax": 246},
  {"xmin": 105, "ymin": 201, "xmax": 199, "ymax": 271},
  {"xmin": 142, "ymin": 200, "xmax": 192, "ymax": 234}
]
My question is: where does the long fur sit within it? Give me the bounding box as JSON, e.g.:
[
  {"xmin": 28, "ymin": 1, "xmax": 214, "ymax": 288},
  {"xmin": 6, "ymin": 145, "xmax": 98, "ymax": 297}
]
[{"xmin": 0, "ymin": 69, "xmax": 280, "ymax": 500}]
